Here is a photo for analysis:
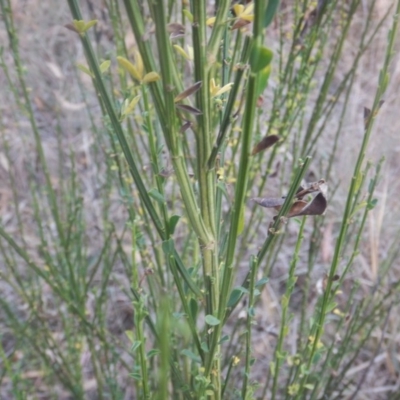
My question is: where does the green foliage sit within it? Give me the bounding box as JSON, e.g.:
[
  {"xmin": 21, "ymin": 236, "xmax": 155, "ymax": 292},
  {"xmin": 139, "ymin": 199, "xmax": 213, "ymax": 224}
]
[{"xmin": 0, "ymin": 0, "xmax": 399, "ymax": 398}]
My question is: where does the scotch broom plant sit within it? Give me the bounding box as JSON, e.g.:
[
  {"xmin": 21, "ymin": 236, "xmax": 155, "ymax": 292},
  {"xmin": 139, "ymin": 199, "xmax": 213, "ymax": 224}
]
[{"xmin": 1, "ymin": 0, "xmax": 400, "ymax": 398}]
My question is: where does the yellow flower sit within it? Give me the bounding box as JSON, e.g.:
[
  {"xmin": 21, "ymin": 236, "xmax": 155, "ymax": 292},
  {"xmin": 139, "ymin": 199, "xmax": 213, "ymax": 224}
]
[
  {"xmin": 206, "ymin": 16, "xmax": 216, "ymax": 26},
  {"xmin": 210, "ymin": 78, "xmax": 233, "ymax": 98},
  {"xmin": 233, "ymin": 3, "xmax": 254, "ymax": 22},
  {"xmin": 117, "ymin": 50, "xmax": 160, "ymax": 84},
  {"xmin": 232, "ymin": 3, "xmax": 254, "ymax": 30},
  {"xmin": 173, "ymin": 45, "xmax": 193, "ymax": 61}
]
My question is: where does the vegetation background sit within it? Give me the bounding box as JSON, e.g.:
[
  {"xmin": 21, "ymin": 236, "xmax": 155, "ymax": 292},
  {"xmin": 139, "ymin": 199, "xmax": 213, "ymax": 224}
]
[{"xmin": 1, "ymin": 0, "xmax": 400, "ymax": 399}]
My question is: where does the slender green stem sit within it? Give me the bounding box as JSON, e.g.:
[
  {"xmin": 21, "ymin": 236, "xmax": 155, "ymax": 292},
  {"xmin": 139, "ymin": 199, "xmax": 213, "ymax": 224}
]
[
  {"xmin": 271, "ymin": 217, "xmax": 306, "ymax": 399},
  {"xmin": 241, "ymin": 255, "xmax": 258, "ymax": 399},
  {"xmin": 68, "ymin": 0, "xmax": 166, "ymax": 239},
  {"xmin": 296, "ymin": 1, "xmax": 400, "ymax": 395}
]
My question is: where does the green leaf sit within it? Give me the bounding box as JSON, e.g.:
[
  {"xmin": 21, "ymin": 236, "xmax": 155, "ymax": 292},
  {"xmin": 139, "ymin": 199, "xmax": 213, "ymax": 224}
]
[
  {"xmin": 130, "ymin": 372, "xmax": 142, "ymax": 381},
  {"xmin": 256, "ymin": 64, "xmax": 272, "ymax": 97},
  {"xmin": 305, "ymin": 384, "xmax": 315, "ymax": 390},
  {"xmin": 125, "ymin": 330, "xmax": 134, "ymax": 343},
  {"xmin": 216, "ymin": 181, "xmax": 228, "ymax": 197},
  {"xmin": 312, "ymin": 351, "xmax": 322, "ymax": 364},
  {"xmin": 250, "ymin": 45, "xmax": 273, "ymax": 74},
  {"xmin": 205, "ymin": 314, "xmax": 221, "ymax": 326},
  {"xmin": 147, "ymin": 348, "xmax": 160, "ymax": 359},
  {"xmin": 168, "ymin": 215, "xmax": 180, "ymax": 234},
  {"xmin": 99, "ymin": 60, "xmax": 111, "ymax": 74},
  {"xmin": 255, "ymin": 276, "xmax": 269, "ymax": 287},
  {"xmin": 201, "ymin": 341, "xmax": 209, "ymax": 353},
  {"xmin": 73, "ymin": 19, "xmax": 98, "ymax": 34},
  {"xmin": 181, "ymin": 349, "xmax": 201, "ymax": 363},
  {"xmin": 219, "ymin": 335, "xmax": 230, "ymax": 344},
  {"xmin": 367, "ymin": 198, "xmax": 378, "ymax": 210},
  {"xmin": 76, "ymin": 64, "xmax": 94, "ymax": 78},
  {"xmin": 326, "ymin": 301, "xmax": 337, "ymax": 314},
  {"xmin": 148, "ymin": 188, "xmax": 165, "ymax": 204},
  {"xmin": 351, "ymin": 201, "xmax": 368, "ymax": 217},
  {"xmin": 161, "ymin": 239, "xmax": 174, "ymax": 254},
  {"xmin": 189, "ymin": 298, "xmax": 198, "ymax": 320},
  {"xmin": 162, "ymin": 239, "xmax": 202, "ymax": 297},
  {"xmin": 131, "ymin": 340, "xmax": 142, "ymax": 352},
  {"xmin": 83, "ymin": 19, "xmax": 98, "ymax": 32},
  {"xmin": 263, "ymin": 0, "xmax": 280, "ymax": 28},
  {"xmin": 122, "ymin": 95, "xmax": 141, "ymax": 118},
  {"xmin": 227, "ymin": 287, "xmax": 247, "ymax": 307},
  {"xmin": 270, "ymin": 361, "xmax": 276, "ymax": 377},
  {"xmin": 73, "ymin": 20, "xmax": 86, "ymax": 33}
]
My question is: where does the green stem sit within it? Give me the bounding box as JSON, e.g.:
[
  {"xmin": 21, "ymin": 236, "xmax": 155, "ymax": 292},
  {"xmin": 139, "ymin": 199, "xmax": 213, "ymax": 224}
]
[
  {"xmin": 271, "ymin": 217, "xmax": 306, "ymax": 399},
  {"xmin": 296, "ymin": 0, "xmax": 400, "ymax": 394},
  {"xmin": 241, "ymin": 255, "xmax": 258, "ymax": 399}
]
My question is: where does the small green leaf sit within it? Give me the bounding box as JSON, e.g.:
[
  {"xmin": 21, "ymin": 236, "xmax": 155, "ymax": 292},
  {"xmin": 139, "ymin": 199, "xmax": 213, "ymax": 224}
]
[
  {"xmin": 305, "ymin": 384, "xmax": 315, "ymax": 390},
  {"xmin": 183, "ymin": 9, "xmax": 193, "ymax": 23},
  {"xmin": 201, "ymin": 341, "xmax": 209, "ymax": 353},
  {"xmin": 351, "ymin": 201, "xmax": 368, "ymax": 217},
  {"xmin": 83, "ymin": 19, "xmax": 98, "ymax": 32},
  {"xmin": 76, "ymin": 64, "xmax": 94, "ymax": 78},
  {"xmin": 73, "ymin": 20, "xmax": 86, "ymax": 33},
  {"xmin": 189, "ymin": 298, "xmax": 198, "ymax": 320},
  {"xmin": 256, "ymin": 64, "xmax": 272, "ymax": 96},
  {"xmin": 216, "ymin": 182, "xmax": 228, "ymax": 197},
  {"xmin": 130, "ymin": 372, "xmax": 142, "ymax": 381},
  {"xmin": 312, "ymin": 351, "xmax": 322, "ymax": 364},
  {"xmin": 148, "ymin": 188, "xmax": 165, "ymax": 204},
  {"xmin": 255, "ymin": 277, "xmax": 269, "ymax": 287},
  {"xmin": 181, "ymin": 349, "xmax": 201, "ymax": 363},
  {"xmin": 125, "ymin": 330, "xmax": 134, "ymax": 343},
  {"xmin": 147, "ymin": 349, "xmax": 160, "ymax": 359},
  {"xmin": 99, "ymin": 60, "xmax": 111, "ymax": 74},
  {"xmin": 73, "ymin": 19, "xmax": 98, "ymax": 34},
  {"xmin": 250, "ymin": 45, "xmax": 273, "ymax": 74},
  {"xmin": 227, "ymin": 287, "xmax": 247, "ymax": 307},
  {"xmin": 168, "ymin": 215, "xmax": 180, "ymax": 234},
  {"xmin": 263, "ymin": 0, "xmax": 280, "ymax": 28},
  {"xmin": 131, "ymin": 340, "xmax": 142, "ymax": 352},
  {"xmin": 219, "ymin": 335, "xmax": 230, "ymax": 344},
  {"xmin": 270, "ymin": 361, "xmax": 276, "ymax": 377},
  {"xmin": 122, "ymin": 95, "xmax": 141, "ymax": 118},
  {"xmin": 367, "ymin": 198, "xmax": 378, "ymax": 210},
  {"xmin": 162, "ymin": 239, "xmax": 174, "ymax": 254},
  {"xmin": 368, "ymin": 178, "xmax": 376, "ymax": 193},
  {"xmin": 326, "ymin": 301, "xmax": 337, "ymax": 314},
  {"xmin": 205, "ymin": 314, "xmax": 220, "ymax": 326}
]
